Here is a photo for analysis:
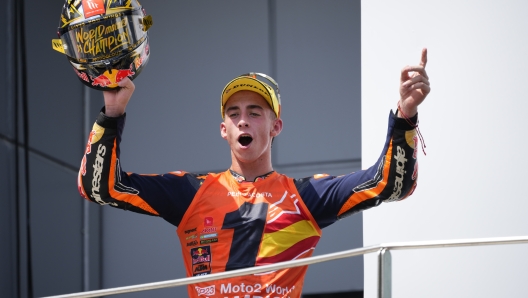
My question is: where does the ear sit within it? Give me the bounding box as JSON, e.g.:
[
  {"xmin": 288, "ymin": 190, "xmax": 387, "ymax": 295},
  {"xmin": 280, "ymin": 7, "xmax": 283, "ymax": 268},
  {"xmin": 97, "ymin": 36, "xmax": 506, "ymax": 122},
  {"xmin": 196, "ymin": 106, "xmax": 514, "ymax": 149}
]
[
  {"xmin": 270, "ymin": 118, "xmax": 283, "ymax": 137},
  {"xmin": 220, "ymin": 122, "xmax": 227, "ymax": 140}
]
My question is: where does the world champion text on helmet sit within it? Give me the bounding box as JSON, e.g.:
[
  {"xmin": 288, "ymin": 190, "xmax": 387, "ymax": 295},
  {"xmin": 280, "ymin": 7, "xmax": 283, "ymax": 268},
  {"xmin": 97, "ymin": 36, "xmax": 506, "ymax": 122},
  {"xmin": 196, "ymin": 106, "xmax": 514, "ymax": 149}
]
[{"xmin": 52, "ymin": 0, "xmax": 153, "ymax": 91}]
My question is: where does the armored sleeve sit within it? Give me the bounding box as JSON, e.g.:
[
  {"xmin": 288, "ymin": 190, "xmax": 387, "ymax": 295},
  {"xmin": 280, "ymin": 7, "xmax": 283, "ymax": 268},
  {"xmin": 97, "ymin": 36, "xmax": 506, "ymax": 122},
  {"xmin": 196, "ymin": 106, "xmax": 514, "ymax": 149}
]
[
  {"xmin": 296, "ymin": 110, "xmax": 419, "ymax": 229},
  {"xmin": 77, "ymin": 109, "xmax": 200, "ymax": 227}
]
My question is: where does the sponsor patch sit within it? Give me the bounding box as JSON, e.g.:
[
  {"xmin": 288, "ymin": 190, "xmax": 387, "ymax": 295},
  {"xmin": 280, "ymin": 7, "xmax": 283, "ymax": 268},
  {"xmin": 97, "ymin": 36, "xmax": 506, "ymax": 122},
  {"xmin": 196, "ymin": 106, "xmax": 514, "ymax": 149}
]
[
  {"xmin": 200, "ymin": 233, "xmax": 217, "ymax": 239},
  {"xmin": 82, "ymin": 0, "xmax": 105, "ymax": 18},
  {"xmin": 201, "ymin": 226, "xmax": 217, "ymax": 233},
  {"xmin": 80, "ymin": 124, "xmax": 105, "ymax": 177},
  {"xmin": 191, "ymin": 246, "xmax": 211, "ymax": 264},
  {"xmin": 387, "ymin": 146, "xmax": 407, "ymax": 202},
  {"xmin": 184, "ymin": 227, "xmax": 197, "ymax": 234},
  {"xmin": 191, "ymin": 246, "xmax": 212, "ymax": 276},
  {"xmin": 91, "ymin": 144, "xmax": 107, "ymax": 204},
  {"xmin": 200, "ymin": 238, "xmax": 218, "ymax": 245},
  {"xmin": 195, "ymin": 285, "xmax": 215, "ymax": 296},
  {"xmin": 193, "ymin": 263, "xmax": 211, "ymax": 275},
  {"xmin": 204, "ymin": 217, "xmax": 214, "ymax": 226}
]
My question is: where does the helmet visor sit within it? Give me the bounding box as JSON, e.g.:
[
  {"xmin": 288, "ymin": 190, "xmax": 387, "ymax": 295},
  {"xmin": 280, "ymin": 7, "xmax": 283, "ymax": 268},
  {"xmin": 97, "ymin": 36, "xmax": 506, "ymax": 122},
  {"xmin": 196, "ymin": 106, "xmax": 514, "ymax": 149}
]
[{"xmin": 58, "ymin": 10, "xmax": 148, "ymax": 62}]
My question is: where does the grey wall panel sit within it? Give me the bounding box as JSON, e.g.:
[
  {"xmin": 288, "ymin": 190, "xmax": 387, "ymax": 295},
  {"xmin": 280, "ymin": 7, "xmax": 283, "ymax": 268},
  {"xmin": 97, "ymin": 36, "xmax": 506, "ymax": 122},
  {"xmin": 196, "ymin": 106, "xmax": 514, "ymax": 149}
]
[
  {"xmin": 0, "ymin": 142, "xmax": 16, "ymax": 298},
  {"xmin": 18, "ymin": 1, "xmax": 89, "ymax": 296},
  {"xmin": 275, "ymin": 0, "xmax": 362, "ymax": 166},
  {"xmin": 0, "ymin": 0, "xmax": 11, "ymax": 139},
  {"xmin": 2, "ymin": 1, "xmax": 18, "ymax": 297},
  {"xmin": 26, "ymin": 0, "xmax": 86, "ymax": 166},
  {"xmin": 29, "ymin": 154, "xmax": 83, "ymax": 297},
  {"xmin": 101, "ymin": 207, "xmax": 187, "ymax": 297},
  {"xmin": 117, "ymin": 0, "xmax": 272, "ymax": 174},
  {"xmin": 303, "ymin": 216, "xmax": 364, "ymax": 293}
]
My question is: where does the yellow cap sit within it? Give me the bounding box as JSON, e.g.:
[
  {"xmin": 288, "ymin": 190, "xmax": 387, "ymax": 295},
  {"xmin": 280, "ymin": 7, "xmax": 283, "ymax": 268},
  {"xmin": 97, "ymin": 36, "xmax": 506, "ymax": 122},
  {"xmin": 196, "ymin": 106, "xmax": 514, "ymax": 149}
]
[{"xmin": 221, "ymin": 74, "xmax": 281, "ymax": 119}]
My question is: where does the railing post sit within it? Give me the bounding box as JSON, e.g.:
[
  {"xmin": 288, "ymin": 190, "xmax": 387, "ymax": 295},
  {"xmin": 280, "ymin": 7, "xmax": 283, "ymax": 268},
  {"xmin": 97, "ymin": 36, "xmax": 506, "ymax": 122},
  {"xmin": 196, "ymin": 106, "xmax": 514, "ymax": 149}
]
[{"xmin": 378, "ymin": 248, "xmax": 392, "ymax": 298}]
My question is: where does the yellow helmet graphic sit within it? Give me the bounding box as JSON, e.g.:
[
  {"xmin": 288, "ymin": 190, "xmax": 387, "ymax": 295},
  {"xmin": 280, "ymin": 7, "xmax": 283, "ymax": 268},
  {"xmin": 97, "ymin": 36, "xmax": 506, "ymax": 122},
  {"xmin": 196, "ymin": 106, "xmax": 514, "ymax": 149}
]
[{"xmin": 52, "ymin": 0, "xmax": 153, "ymax": 90}]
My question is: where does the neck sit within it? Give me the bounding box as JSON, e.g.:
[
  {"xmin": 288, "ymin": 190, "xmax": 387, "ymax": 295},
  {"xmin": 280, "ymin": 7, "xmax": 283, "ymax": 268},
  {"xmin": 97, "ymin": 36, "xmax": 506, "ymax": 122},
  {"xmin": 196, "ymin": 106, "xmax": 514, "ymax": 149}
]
[{"xmin": 229, "ymin": 152, "xmax": 274, "ymax": 182}]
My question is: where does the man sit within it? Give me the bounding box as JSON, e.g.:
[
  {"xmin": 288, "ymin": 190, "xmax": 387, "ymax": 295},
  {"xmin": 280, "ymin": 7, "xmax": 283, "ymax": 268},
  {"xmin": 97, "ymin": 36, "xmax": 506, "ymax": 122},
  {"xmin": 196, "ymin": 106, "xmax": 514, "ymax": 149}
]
[{"xmin": 78, "ymin": 48, "xmax": 430, "ymax": 298}]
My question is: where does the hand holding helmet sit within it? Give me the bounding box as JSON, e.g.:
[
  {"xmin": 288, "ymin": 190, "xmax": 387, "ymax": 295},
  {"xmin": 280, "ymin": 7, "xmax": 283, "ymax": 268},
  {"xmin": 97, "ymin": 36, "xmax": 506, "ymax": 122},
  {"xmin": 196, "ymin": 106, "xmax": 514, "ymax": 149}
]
[
  {"xmin": 103, "ymin": 77, "xmax": 135, "ymax": 117},
  {"xmin": 52, "ymin": 0, "xmax": 152, "ymax": 91}
]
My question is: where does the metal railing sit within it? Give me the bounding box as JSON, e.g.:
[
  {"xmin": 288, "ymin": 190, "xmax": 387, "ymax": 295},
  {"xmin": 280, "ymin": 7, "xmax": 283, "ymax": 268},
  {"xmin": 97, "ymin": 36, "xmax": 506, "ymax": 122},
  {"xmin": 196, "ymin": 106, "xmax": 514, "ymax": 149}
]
[{"xmin": 42, "ymin": 235, "xmax": 528, "ymax": 298}]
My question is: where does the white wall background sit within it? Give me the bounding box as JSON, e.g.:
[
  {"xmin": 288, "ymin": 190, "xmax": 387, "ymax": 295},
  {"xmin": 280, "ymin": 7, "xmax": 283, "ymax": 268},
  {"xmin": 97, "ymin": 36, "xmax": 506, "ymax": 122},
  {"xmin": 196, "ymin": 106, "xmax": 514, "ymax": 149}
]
[{"xmin": 362, "ymin": 0, "xmax": 528, "ymax": 297}]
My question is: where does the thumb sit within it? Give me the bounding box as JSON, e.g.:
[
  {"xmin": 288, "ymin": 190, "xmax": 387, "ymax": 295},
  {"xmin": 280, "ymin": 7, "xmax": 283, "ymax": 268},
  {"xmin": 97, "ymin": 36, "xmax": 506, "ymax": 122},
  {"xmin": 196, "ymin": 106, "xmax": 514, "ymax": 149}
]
[
  {"xmin": 118, "ymin": 77, "xmax": 135, "ymax": 89},
  {"xmin": 117, "ymin": 77, "xmax": 135, "ymax": 100}
]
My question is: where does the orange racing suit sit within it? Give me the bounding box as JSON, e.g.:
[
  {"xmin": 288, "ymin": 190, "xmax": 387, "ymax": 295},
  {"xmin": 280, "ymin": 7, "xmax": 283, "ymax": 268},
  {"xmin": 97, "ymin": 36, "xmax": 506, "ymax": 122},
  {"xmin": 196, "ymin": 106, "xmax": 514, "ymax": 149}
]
[{"xmin": 78, "ymin": 108, "xmax": 419, "ymax": 298}]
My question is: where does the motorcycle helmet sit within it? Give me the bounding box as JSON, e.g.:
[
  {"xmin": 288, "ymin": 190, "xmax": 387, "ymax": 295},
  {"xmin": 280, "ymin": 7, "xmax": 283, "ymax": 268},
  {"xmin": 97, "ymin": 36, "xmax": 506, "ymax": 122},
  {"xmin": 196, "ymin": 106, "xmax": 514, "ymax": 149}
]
[{"xmin": 52, "ymin": 0, "xmax": 153, "ymax": 90}]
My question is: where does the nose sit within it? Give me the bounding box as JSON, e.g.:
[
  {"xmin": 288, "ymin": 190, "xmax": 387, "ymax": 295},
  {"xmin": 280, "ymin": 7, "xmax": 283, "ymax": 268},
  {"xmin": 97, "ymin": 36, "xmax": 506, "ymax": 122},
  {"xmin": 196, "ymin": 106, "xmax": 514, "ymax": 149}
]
[
  {"xmin": 237, "ymin": 115, "xmax": 250, "ymax": 128},
  {"xmin": 238, "ymin": 120, "xmax": 249, "ymax": 128}
]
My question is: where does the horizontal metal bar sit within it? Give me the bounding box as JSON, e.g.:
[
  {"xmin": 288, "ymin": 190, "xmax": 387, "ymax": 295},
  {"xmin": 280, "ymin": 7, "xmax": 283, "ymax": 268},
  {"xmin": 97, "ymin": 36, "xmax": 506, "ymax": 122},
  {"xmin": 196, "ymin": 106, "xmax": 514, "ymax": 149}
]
[
  {"xmin": 41, "ymin": 235, "xmax": 528, "ymax": 298},
  {"xmin": 42, "ymin": 245, "xmax": 381, "ymax": 298},
  {"xmin": 380, "ymin": 235, "xmax": 528, "ymax": 251}
]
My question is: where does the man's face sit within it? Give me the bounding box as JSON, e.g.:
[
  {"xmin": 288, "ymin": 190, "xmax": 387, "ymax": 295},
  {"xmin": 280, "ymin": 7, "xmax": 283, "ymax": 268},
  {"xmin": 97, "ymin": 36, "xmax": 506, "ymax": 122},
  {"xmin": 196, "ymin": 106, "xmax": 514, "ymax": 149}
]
[{"xmin": 220, "ymin": 90, "xmax": 282, "ymax": 163}]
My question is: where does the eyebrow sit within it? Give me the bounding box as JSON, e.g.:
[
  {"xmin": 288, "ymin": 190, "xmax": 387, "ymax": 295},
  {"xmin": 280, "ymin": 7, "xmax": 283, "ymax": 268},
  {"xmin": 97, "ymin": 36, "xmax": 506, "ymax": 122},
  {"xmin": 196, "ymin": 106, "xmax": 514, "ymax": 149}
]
[
  {"xmin": 247, "ymin": 104, "xmax": 264, "ymax": 111},
  {"xmin": 225, "ymin": 104, "xmax": 264, "ymax": 113}
]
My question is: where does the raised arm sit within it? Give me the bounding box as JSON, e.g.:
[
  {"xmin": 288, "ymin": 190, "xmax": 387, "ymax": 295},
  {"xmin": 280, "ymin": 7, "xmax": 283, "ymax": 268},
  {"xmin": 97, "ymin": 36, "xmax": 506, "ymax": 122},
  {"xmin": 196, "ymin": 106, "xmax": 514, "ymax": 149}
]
[
  {"xmin": 77, "ymin": 78, "xmax": 199, "ymax": 227},
  {"xmin": 298, "ymin": 48, "xmax": 431, "ymax": 228},
  {"xmin": 398, "ymin": 48, "xmax": 430, "ymax": 118}
]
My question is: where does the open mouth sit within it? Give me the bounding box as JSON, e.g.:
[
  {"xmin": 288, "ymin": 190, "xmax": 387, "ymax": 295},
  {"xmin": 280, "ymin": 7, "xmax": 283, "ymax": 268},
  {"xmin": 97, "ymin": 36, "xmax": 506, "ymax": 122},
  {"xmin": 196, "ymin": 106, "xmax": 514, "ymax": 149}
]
[{"xmin": 238, "ymin": 135, "xmax": 253, "ymax": 146}]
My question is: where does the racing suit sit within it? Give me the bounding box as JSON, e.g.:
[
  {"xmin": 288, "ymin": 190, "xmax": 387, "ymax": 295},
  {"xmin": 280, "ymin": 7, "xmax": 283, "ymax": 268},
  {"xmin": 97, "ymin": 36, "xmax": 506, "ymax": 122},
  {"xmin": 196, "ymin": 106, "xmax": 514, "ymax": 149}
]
[{"xmin": 78, "ymin": 108, "xmax": 419, "ymax": 298}]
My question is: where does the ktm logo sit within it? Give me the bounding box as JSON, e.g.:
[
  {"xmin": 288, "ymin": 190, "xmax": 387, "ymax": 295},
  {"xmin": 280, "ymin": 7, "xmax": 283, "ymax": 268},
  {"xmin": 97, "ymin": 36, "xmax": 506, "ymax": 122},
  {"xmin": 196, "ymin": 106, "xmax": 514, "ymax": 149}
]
[{"xmin": 194, "ymin": 264, "xmax": 209, "ymax": 272}]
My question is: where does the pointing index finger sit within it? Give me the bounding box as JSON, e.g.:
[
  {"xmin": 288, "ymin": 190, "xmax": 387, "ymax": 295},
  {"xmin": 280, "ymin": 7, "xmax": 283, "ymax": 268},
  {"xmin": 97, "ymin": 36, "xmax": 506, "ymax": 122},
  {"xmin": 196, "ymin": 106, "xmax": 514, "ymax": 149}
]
[{"xmin": 420, "ymin": 48, "xmax": 428, "ymax": 68}]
